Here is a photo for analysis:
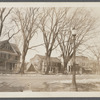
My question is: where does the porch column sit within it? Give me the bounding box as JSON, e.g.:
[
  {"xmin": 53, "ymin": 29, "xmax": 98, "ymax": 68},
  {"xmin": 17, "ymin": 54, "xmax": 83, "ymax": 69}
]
[
  {"xmin": 5, "ymin": 61, "xmax": 7, "ymax": 74},
  {"xmin": 42, "ymin": 61, "xmax": 45, "ymax": 73},
  {"xmin": 67, "ymin": 65, "xmax": 69, "ymax": 73},
  {"xmin": 69, "ymin": 66, "xmax": 71, "ymax": 73},
  {"xmin": 12, "ymin": 63, "xmax": 13, "ymax": 71},
  {"xmin": 5, "ymin": 62, "xmax": 6, "ymax": 70}
]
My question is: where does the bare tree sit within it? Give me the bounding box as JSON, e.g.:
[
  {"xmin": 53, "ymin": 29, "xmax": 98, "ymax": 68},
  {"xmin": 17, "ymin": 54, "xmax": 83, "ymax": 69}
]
[
  {"xmin": 0, "ymin": 7, "xmax": 19, "ymax": 44},
  {"xmin": 0, "ymin": 8, "xmax": 13, "ymax": 37},
  {"xmin": 57, "ymin": 8, "xmax": 97, "ymax": 91},
  {"xmin": 87, "ymin": 43, "xmax": 100, "ymax": 74},
  {"xmin": 13, "ymin": 8, "xmax": 41, "ymax": 74},
  {"xmin": 57, "ymin": 8, "xmax": 97, "ymax": 71},
  {"xmin": 39, "ymin": 8, "xmax": 69, "ymax": 74}
]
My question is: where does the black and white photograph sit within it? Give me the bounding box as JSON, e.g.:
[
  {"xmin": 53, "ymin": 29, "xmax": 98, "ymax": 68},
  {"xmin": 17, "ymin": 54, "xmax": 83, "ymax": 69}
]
[{"xmin": 0, "ymin": 2, "xmax": 100, "ymax": 97}]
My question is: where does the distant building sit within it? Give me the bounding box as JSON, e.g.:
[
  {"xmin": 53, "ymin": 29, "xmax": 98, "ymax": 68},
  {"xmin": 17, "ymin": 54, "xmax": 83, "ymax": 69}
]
[
  {"xmin": 0, "ymin": 40, "xmax": 21, "ymax": 74},
  {"xmin": 67, "ymin": 56, "xmax": 95, "ymax": 74},
  {"xmin": 25, "ymin": 54, "xmax": 61, "ymax": 74}
]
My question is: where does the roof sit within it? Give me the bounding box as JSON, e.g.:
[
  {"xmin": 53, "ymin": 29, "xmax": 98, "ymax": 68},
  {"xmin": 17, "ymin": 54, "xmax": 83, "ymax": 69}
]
[
  {"xmin": 0, "ymin": 40, "xmax": 8, "ymax": 43},
  {"xmin": 76, "ymin": 56, "xmax": 89, "ymax": 60},
  {"xmin": 33, "ymin": 54, "xmax": 61, "ymax": 63},
  {"xmin": 0, "ymin": 40, "xmax": 21, "ymax": 55},
  {"xmin": 84, "ymin": 68, "xmax": 92, "ymax": 70},
  {"xmin": 25, "ymin": 62, "xmax": 32, "ymax": 71},
  {"xmin": 25, "ymin": 62, "xmax": 41, "ymax": 73},
  {"xmin": 10, "ymin": 43, "xmax": 21, "ymax": 55}
]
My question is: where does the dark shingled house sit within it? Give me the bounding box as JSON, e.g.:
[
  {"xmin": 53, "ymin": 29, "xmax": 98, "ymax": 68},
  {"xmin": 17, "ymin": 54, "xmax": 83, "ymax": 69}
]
[{"xmin": 0, "ymin": 40, "xmax": 21, "ymax": 74}]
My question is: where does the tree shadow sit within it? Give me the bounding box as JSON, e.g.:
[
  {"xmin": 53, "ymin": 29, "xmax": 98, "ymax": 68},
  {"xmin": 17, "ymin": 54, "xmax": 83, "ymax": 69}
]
[
  {"xmin": 42, "ymin": 82, "xmax": 100, "ymax": 92},
  {"xmin": 0, "ymin": 82, "xmax": 23, "ymax": 92}
]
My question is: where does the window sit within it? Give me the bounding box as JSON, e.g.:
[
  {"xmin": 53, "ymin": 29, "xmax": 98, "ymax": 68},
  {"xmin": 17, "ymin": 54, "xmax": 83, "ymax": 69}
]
[
  {"xmin": 8, "ymin": 46, "xmax": 12, "ymax": 51},
  {"xmin": 1, "ymin": 53, "xmax": 4, "ymax": 58},
  {"xmin": 1, "ymin": 53, "xmax": 7, "ymax": 59},
  {"xmin": 8, "ymin": 54, "xmax": 10, "ymax": 59},
  {"xmin": 0, "ymin": 61, "xmax": 4, "ymax": 66},
  {"xmin": 6, "ymin": 54, "xmax": 10, "ymax": 59},
  {"xmin": 7, "ymin": 46, "xmax": 9, "ymax": 50},
  {"xmin": 4, "ymin": 54, "xmax": 6, "ymax": 58},
  {"xmin": 15, "ymin": 56, "xmax": 18, "ymax": 60},
  {"xmin": 5, "ymin": 54, "xmax": 7, "ymax": 59},
  {"xmin": 0, "ymin": 53, "xmax": 1, "ymax": 58},
  {"xmin": 0, "ymin": 53, "xmax": 1, "ymax": 57}
]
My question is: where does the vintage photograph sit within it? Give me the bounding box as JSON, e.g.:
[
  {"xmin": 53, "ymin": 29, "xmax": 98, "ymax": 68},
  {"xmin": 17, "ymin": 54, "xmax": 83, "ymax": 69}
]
[{"xmin": 0, "ymin": 3, "xmax": 100, "ymax": 94}]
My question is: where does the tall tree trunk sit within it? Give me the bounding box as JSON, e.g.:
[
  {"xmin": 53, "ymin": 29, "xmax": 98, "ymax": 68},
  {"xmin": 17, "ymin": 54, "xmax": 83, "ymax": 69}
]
[
  {"xmin": 20, "ymin": 43, "xmax": 27, "ymax": 74},
  {"xmin": 63, "ymin": 60, "xmax": 68, "ymax": 74},
  {"xmin": 64, "ymin": 61, "xmax": 67, "ymax": 69},
  {"xmin": 71, "ymin": 62, "xmax": 77, "ymax": 91},
  {"xmin": 45, "ymin": 52, "xmax": 51, "ymax": 74},
  {"xmin": 70, "ymin": 35, "xmax": 78, "ymax": 91},
  {"xmin": 63, "ymin": 56, "xmax": 71, "ymax": 74},
  {"xmin": 45, "ymin": 56, "xmax": 50, "ymax": 74},
  {"xmin": 20, "ymin": 54, "xmax": 26, "ymax": 74}
]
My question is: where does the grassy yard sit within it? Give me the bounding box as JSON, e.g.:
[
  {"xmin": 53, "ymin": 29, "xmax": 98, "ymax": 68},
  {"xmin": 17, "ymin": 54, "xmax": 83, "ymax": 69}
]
[{"xmin": 0, "ymin": 74, "xmax": 100, "ymax": 92}]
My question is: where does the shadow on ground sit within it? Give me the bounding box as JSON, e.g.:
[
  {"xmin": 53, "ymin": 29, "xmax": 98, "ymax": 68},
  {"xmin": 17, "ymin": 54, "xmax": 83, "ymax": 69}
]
[
  {"xmin": 31, "ymin": 82, "xmax": 100, "ymax": 92},
  {"xmin": 0, "ymin": 82, "xmax": 23, "ymax": 92}
]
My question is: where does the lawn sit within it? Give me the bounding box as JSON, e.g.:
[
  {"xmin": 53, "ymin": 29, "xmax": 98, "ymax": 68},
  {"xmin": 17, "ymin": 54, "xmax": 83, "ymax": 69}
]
[{"xmin": 0, "ymin": 74, "xmax": 100, "ymax": 92}]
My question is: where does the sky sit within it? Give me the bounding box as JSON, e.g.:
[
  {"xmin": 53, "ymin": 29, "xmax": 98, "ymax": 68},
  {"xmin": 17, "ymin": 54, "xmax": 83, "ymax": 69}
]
[
  {"xmin": 1, "ymin": 4, "xmax": 100, "ymax": 62},
  {"xmin": 25, "ymin": 7, "xmax": 100, "ymax": 62}
]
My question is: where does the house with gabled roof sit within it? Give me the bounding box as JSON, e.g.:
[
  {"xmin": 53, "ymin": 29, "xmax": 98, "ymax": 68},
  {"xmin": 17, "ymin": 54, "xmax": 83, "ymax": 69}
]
[
  {"xmin": 67, "ymin": 56, "xmax": 94, "ymax": 74},
  {"xmin": 26, "ymin": 54, "xmax": 61, "ymax": 74},
  {"xmin": 0, "ymin": 40, "xmax": 21, "ymax": 74}
]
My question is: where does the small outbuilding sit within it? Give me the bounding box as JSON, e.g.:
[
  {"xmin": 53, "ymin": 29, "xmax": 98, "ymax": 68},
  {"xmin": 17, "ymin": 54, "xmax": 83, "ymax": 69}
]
[{"xmin": 26, "ymin": 63, "xmax": 35, "ymax": 71}]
